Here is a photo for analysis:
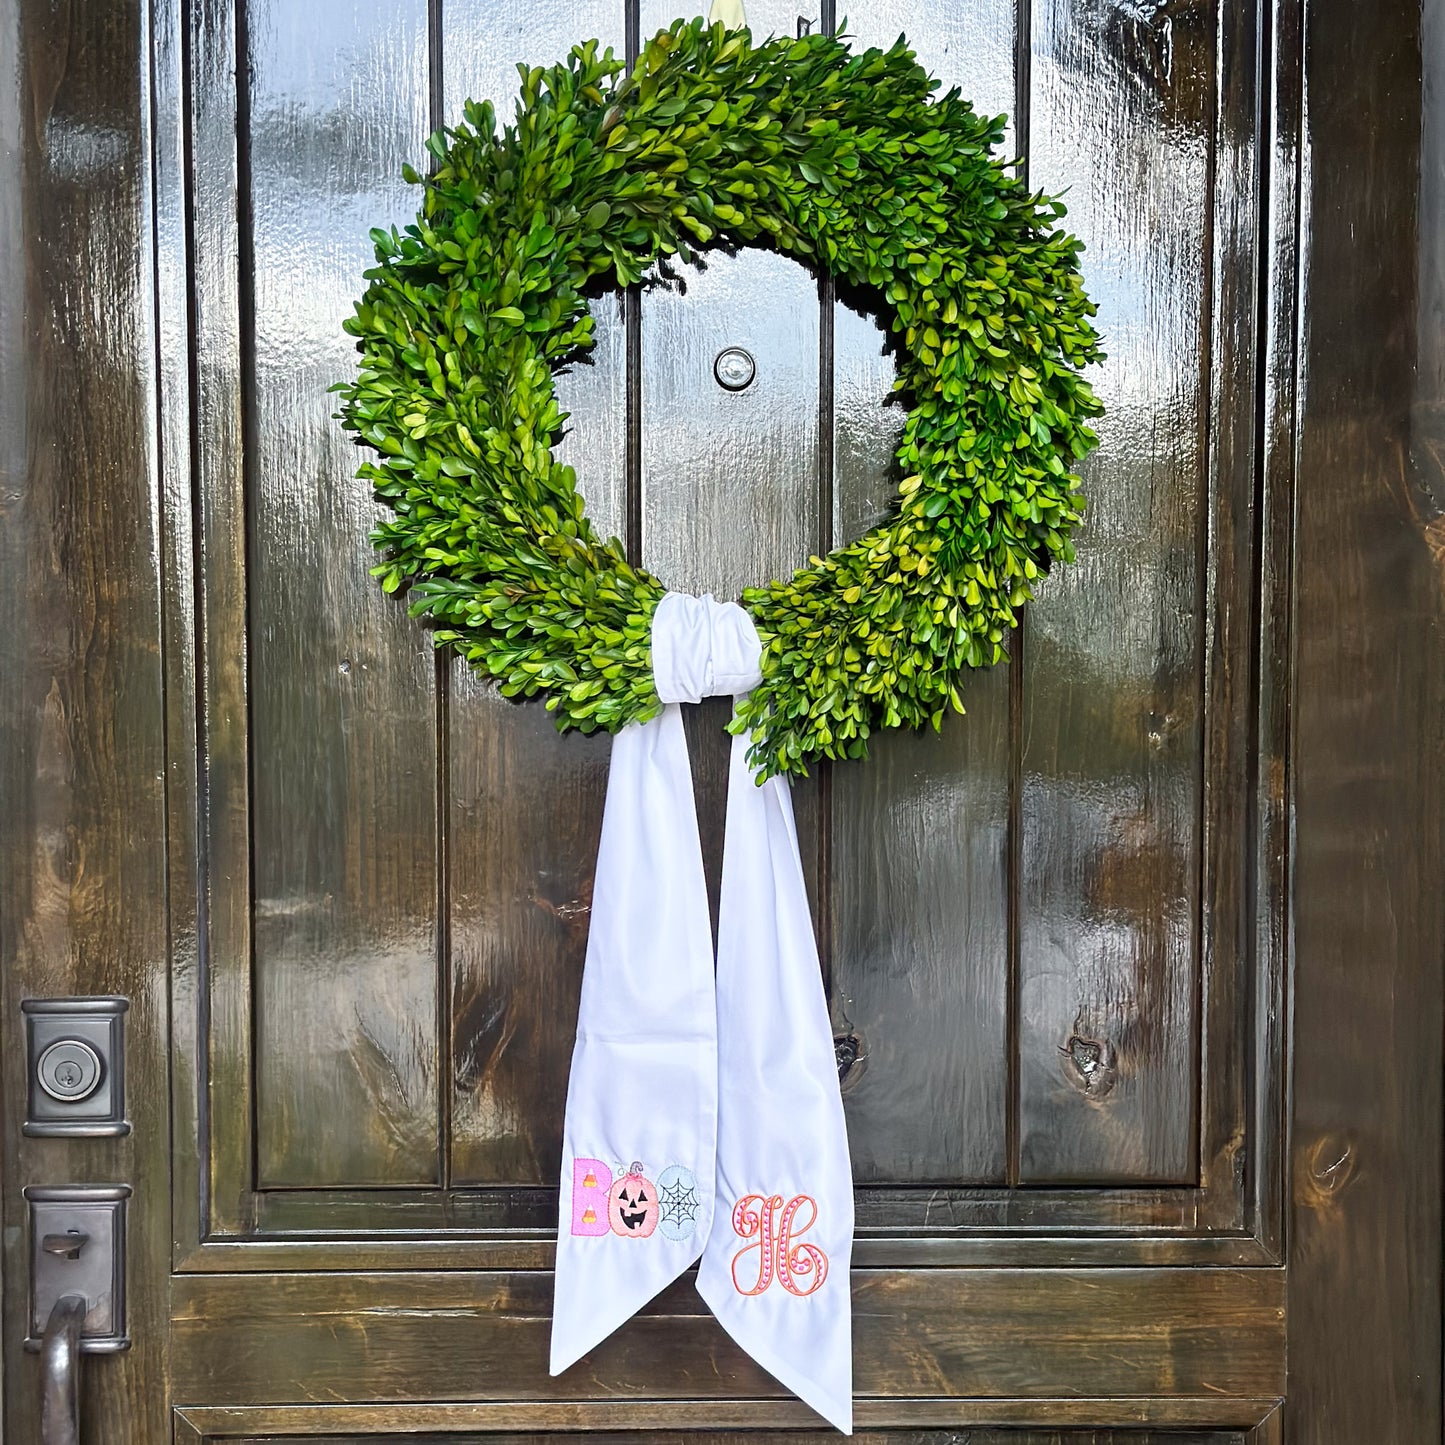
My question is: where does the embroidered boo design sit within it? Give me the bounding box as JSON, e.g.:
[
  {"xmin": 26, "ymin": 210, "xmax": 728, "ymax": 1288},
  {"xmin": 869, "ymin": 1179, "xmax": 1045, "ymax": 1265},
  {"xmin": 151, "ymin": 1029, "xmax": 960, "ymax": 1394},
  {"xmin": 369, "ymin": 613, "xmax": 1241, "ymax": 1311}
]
[
  {"xmin": 570, "ymin": 1159, "xmax": 701, "ymax": 1242},
  {"xmin": 569, "ymin": 1161, "xmax": 831, "ymax": 1298}
]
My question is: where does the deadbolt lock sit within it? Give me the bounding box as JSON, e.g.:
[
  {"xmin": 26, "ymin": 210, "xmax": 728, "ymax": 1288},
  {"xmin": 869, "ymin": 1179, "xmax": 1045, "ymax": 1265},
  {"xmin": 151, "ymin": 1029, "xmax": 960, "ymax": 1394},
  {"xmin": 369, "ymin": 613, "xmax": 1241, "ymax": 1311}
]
[
  {"xmin": 22, "ymin": 998, "xmax": 128, "ymax": 1137},
  {"xmin": 37, "ymin": 1040, "xmax": 103, "ymax": 1103}
]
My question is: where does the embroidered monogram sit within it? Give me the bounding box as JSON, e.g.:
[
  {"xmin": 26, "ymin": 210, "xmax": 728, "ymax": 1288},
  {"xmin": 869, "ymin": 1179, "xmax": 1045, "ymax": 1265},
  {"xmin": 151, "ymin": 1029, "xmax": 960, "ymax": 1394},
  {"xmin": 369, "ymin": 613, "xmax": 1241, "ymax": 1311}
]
[{"xmin": 729, "ymin": 1192, "xmax": 829, "ymax": 1298}]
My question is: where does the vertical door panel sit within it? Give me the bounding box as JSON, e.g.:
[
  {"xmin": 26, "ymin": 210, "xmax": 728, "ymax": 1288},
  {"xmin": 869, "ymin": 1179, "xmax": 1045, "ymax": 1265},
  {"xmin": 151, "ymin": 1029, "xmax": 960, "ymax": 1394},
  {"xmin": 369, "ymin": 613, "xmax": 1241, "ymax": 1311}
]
[
  {"xmin": 827, "ymin": 1, "xmax": 1019, "ymax": 1186},
  {"xmin": 443, "ymin": 1, "xmax": 628, "ymax": 1189},
  {"xmin": 1017, "ymin": 0, "xmax": 1213, "ymax": 1182},
  {"xmin": 248, "ymin": 0, "xmax": 440, "ymax": 1186}
]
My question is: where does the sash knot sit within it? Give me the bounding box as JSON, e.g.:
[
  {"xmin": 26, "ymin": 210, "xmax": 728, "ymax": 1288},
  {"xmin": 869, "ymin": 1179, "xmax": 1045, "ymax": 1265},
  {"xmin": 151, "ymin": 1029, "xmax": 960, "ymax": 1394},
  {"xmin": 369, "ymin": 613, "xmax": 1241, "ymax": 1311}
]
[{"xmin": 651, "ymin": 591, "xmax": 763, "ymax": 703}]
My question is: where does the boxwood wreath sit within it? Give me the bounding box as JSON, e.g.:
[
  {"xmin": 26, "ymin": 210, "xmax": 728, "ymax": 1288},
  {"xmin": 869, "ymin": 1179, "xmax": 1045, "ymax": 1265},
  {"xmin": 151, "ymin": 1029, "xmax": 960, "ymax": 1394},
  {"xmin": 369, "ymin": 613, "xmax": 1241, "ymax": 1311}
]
[{"xmin": 336, "ymin": 19, "xmax": 1103, "ymax": 779}]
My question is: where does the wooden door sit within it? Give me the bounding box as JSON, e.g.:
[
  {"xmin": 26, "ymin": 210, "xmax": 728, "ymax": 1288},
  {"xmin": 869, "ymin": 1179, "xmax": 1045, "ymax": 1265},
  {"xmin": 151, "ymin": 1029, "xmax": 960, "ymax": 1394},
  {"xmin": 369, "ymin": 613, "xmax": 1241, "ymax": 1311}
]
[{"xmin": 3, "ymin": 0, "xmax": 1442, "ymax": 1441}]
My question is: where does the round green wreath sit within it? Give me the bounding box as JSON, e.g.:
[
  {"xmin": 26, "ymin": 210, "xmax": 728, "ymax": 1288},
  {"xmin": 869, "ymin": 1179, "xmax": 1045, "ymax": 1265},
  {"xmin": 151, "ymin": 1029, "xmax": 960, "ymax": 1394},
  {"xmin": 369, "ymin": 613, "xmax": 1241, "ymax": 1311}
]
[{"xmin": 336, "ymin": 19, "xmax": 1102, "ymax": 780}]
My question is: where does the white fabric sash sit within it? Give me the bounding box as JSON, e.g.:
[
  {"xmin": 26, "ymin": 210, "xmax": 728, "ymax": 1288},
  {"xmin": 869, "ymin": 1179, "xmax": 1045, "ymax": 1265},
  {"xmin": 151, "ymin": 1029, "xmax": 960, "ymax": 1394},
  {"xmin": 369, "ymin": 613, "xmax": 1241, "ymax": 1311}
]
[{"xmin": 550, "ymin": 591, "xmax": 854, "ymax": 1433}]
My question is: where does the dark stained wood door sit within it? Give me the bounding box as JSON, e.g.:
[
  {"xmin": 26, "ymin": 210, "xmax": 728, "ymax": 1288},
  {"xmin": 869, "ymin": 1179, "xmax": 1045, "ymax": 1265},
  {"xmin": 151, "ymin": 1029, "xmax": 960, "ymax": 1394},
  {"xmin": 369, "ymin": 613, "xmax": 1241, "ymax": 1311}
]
[{"xmin": 2, "ymin": 0, "xmax": 1441, "ymax": 1441}]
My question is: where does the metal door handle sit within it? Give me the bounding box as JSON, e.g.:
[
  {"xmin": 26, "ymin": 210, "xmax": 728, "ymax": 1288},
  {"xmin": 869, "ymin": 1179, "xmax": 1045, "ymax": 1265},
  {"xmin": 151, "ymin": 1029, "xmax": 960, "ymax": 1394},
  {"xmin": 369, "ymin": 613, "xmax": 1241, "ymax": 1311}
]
[
  {"xmin": 40, "ymin": 1293, "xmax": 86, "ymax": 1445},
  {"xmin": 42, "ymin": 1231, "xmax": 90, "ymax": 1260}
]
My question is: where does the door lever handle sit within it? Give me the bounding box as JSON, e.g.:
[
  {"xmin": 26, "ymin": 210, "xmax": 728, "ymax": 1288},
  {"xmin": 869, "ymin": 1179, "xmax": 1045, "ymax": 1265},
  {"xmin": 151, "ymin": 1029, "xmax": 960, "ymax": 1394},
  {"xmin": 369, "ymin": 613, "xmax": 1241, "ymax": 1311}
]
[
  {"xmin": 40, "ymin": 1293, "xmax": 86, "ymax": 1445},
  {"xmin": 41, "ymin": 1231, "xmax": 89, "ymax": 1260}
]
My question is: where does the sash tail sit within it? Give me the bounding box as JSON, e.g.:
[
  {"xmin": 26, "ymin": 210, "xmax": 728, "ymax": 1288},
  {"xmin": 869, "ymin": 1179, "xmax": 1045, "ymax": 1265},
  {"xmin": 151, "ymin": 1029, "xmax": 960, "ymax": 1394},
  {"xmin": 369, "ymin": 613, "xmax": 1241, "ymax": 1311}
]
[
  {"xmin": 696, "ymin": 722, "xmax": 855, "ymax": 1434},
  {"xmin": 549, "ymin": 699, "xmax": 718, "ymax": 1373}
]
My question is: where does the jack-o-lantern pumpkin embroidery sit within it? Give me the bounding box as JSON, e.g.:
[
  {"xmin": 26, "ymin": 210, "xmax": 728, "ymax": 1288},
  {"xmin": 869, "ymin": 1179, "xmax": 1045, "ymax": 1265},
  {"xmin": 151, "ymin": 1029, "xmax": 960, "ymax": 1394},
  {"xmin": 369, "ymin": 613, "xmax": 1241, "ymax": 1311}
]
[
  {"xmin": 730, "ymin": 1192, "xmax": 828, "ymax": 1297},
  {"xmin": 609, "ymin": 1164, "xmax": 659, "ymax": 1238}
]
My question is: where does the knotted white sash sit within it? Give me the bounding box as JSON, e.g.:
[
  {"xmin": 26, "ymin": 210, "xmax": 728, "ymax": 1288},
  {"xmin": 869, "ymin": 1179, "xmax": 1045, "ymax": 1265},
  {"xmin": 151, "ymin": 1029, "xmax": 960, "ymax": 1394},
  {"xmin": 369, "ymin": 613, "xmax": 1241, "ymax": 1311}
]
[{"xmin": 550, "ymin": 591, "xmax": 854, "ymax": 1433}]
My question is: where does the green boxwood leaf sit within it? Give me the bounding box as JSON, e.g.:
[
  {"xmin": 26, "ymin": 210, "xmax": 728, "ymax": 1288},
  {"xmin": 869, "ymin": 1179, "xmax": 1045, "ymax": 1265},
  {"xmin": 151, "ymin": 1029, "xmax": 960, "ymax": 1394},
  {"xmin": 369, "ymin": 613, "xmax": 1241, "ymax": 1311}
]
[{"xmin": 337, "ymin": 22, "xmax": 1103, "ymax": 780}]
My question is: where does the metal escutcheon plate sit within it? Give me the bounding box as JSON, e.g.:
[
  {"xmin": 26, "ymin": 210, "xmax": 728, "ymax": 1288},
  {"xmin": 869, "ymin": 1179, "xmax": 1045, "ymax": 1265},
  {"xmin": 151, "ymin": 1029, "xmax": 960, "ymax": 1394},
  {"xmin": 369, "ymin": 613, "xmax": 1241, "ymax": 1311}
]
[{"xmin": 713, "ymin": 345, "xmax": 756, "ymax": 391}]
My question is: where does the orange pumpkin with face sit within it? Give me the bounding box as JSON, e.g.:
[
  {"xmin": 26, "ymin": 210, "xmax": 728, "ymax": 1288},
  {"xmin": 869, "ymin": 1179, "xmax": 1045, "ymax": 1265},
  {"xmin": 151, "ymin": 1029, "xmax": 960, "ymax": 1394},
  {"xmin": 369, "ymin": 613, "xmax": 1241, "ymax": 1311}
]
[{"xmin": 608, "ymin": 1164, "xmax": 659, "ymax": 1238}]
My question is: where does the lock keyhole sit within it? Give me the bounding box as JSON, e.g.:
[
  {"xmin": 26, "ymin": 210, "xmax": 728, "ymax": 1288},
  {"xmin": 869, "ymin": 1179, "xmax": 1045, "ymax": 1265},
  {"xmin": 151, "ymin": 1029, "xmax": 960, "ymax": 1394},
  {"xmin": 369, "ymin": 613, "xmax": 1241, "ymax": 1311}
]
[{"xmin": 36, "ymin": 1040, "xmax": 103, "ymax": 1103}]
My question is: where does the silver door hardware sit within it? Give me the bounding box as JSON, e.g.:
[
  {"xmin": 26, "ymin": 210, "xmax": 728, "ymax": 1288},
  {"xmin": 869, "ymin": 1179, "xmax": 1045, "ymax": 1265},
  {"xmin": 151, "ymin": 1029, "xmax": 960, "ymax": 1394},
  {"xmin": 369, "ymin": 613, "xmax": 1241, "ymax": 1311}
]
[
  {"xmin": 25, "ymin": 1182, "xmax": 130, "ymax": 1443},
  {"xmin": 22, "ymin": 997, "xmax": 129, "ymax": 1136},
  {"xmin": 40, "ymin": 1293, "xmax": 86, "ymax": 1445},
  {"xmin": 24, "ymin": 1185, "xmax": 131, "ymax": 1354},
  {"xmin": 42, "ymin": 1231, "xmax": 90, "ymax": 1260},
  {"xmin": 713, "ymin": 346, "xmax": 756, "ymax": 391},
  {"xmin": 37, "ymin": 1040, "xmax": 103, "ymax": 1102}
]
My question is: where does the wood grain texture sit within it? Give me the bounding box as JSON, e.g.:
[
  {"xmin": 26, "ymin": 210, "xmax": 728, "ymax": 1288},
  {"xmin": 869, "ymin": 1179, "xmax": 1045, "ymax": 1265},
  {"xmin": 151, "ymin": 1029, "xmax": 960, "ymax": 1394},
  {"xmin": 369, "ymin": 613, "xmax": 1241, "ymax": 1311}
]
[
  {"xmin": 18, "ymin": 0, "xmax": 1444, "ymax": 1437},
  {"xmin": 1286, "ymin": 0, "xmax": 1445, "ymax": 1433},
  {"xmin": 1195, "ymin": 0, "xmax": 1275, "ymax": 1247},
  {"xmin": 446, "ymin": 682, "xmax": 613, "ymax": 1186},
  {"xmin": 181, "ymin": 1412, "xmax": 1268, "ymax": 1438},
  {"xmin": 246, "ymin": 0, "xmax": 441, "ymax": 1188},
  {"xmin": 1016, "ymin": 0, "xmax": 1212, "ymax": 1184},
  {"xmin": 443, "ymin": 0, "xmax": 626, "ymax": 1190},
  {"xmin": 169, "ymin": 1268, "xmax": 1284, "ymax": 1407},
  {"xmin": 187, "ymin": 0, "xmax": 259, "ymax": 1232},
  {"xmin": 0, "ymin": 2, "xmax": 170, "ymax": 1439},
  {"xmin": 827, "ymin": 0, "xmax": 1018, "ymax": 1188},
  {"xmin": 176, "ymin": 0, "xmax": 1261, "ymax": 1229}
]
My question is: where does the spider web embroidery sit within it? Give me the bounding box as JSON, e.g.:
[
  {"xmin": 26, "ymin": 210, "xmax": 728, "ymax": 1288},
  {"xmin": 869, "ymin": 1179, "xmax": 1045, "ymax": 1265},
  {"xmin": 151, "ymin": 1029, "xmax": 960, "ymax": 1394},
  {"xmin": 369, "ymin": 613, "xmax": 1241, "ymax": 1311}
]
[{"xmin": 660, "ymin": 1176, "xmax": 700, "ymax": 1230}]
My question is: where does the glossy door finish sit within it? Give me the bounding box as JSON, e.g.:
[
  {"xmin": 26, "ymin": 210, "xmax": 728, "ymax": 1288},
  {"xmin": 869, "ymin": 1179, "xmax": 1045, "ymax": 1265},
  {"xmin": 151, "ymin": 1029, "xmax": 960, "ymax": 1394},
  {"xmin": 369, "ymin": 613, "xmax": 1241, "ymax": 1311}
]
[
  {"xmin": 199, "ymin": 0, "xmax": 1247, "ymax": 1221},
  {"xmin": 0, "ymin": 2, "xmax": 171, "ymax": 1440},
  {"xmin": 827, "ymin": 0, "xmax": 1018, "ymax": 1190},
  {"xmin": 442, "ymin": 0, "xmax": 628, "ymax": 1190},
  {"xmin": 1286, "ymin": 0, "xmax": 1445, "ymax": 1433},
  {"xmin": 1017, "ymin": 0, "xmax": 1211, "ymax": 1186},
  {"xmin": 3, "ymin": 0, "xmax": 1442, "ymax": 1437},
  {"xmin": 246, "ymin": 0, "xmax": 441, "ymax": 1191}
]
